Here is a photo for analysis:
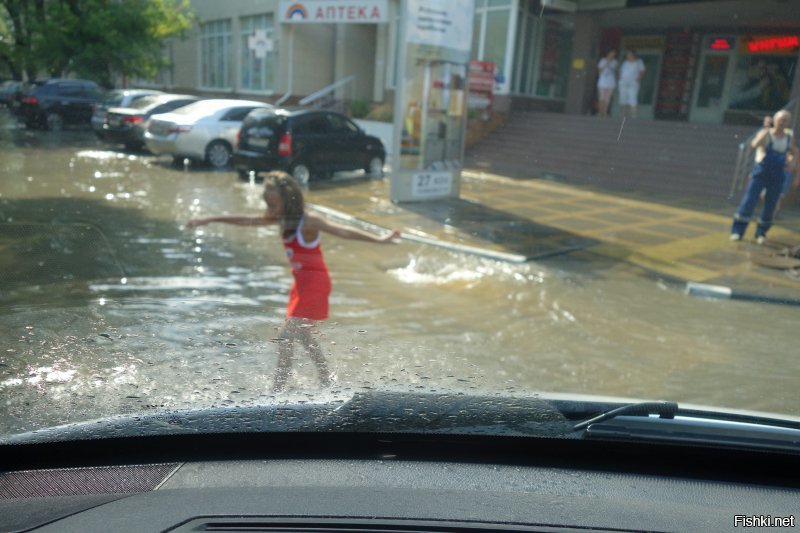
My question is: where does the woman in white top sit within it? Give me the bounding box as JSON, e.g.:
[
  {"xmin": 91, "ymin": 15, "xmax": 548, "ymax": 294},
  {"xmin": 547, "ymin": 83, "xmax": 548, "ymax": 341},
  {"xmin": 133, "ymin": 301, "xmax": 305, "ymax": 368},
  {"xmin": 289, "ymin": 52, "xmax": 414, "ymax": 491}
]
[
  {"xmin": 596, "ymin": 50, "xmax": 618, "ymax": 118},
  {"xmin": 618, "ymin": 49, "xmax": 646, "ymax": 118}
]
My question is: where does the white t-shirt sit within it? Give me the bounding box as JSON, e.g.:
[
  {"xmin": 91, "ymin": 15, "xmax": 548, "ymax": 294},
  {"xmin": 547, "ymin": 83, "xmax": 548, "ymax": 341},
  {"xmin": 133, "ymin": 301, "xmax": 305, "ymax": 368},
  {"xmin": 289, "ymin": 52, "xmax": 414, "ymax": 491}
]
[
  {"xmin": 597, "ymin": 58, "xmax": 618, "ymax": 89},
  {"xmin": 755, "ymin": 130, "xmax": 792, "ymax": 163},
  {"xmin": 619, "ymin": 58, "xmax": 645, "ymax": 84}
]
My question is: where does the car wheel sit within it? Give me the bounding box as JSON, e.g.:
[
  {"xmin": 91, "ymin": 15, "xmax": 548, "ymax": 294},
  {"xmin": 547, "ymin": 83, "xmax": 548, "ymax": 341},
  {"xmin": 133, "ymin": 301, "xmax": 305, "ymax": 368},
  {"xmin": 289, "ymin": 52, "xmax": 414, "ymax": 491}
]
[
  {"xmin": 365, "ymin": 156, "xmax": 384, "ymax": 178},
  {"xmin": 291, "ymin": 163, "xmax": 311, "ymax": 187},
  {"xmin": 46, "ymin": 112, "xmax": 63, "ymax": 131},
  {"xmin": 205, "ymin": 140, "xmax": 232, "ymax": 169}
]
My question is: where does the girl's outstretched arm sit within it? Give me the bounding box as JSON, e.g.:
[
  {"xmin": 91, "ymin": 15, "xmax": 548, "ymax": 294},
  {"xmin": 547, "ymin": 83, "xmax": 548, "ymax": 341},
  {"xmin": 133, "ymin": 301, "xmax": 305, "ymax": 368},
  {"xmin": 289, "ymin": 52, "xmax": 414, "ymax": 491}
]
[
  {"xmin": 185, "ymin": 214, "xmax": 277, "ymax": 228},
  {"xmin": 305, "ymin": 212, "xmax": 400, "ymax": 244}
]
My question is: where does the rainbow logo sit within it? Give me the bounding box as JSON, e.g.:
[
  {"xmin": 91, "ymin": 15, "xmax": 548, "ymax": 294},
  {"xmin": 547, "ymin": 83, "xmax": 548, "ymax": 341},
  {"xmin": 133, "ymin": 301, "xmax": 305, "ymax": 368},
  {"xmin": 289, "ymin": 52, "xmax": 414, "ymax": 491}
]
[{"xmin": 285, "ymin": 4, "xmax": 308, "ymax": 20}]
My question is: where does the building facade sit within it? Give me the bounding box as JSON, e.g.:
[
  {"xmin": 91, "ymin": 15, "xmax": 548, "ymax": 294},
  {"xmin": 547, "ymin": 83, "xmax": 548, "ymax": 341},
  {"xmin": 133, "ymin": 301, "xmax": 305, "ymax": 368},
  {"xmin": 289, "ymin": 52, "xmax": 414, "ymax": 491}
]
[{"xmin": 141, "ymin": 0, "xmax": 800, "ymax": 125}]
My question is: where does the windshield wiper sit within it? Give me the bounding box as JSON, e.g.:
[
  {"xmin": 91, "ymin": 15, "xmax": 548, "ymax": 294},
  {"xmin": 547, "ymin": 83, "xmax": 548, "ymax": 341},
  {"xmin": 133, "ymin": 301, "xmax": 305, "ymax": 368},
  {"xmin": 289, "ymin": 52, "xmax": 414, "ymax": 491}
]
[
  {"xmin": 574, "ymin": 402, "xmax": 800, "ymax": 453},
  {"xmin": 572, "ymin": 401, "xmax": 679, "ymax": 432}
]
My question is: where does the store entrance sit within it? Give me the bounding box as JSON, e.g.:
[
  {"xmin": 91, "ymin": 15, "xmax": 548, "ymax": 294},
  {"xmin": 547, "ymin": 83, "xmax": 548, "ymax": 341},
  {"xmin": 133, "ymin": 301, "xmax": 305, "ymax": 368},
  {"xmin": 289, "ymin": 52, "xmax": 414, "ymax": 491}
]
[
  {"xmin": 612, "ymin": 45, "xmax": 663, "ymax": 120},
  {"xmin": 690, "ymin": 40, "xmax": 736, "ymax": 123}
]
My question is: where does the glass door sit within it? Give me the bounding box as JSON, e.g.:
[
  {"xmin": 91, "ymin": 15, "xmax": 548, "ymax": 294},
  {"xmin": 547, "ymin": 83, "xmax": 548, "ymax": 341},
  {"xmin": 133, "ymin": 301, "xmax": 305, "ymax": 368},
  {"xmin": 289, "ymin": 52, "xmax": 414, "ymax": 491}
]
[
  {"xmin": 611, "ymin": 49, "xmax": 663, "ymax": 120},
  {"xmin": 690, "ymin": 40, "xmax": 736, "ymax": 123}
]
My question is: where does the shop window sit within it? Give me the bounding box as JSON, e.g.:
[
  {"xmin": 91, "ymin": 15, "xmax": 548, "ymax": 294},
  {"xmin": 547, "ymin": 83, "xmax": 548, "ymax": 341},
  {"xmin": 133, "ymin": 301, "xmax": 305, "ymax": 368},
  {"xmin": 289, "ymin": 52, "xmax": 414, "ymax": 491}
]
[
  {"xmin": 470, "ymin": 2, "xmax": 513, "ymax": 93},
  {"xmin": 729, "ymin": 55, "xmax": 795, "ymax": 112},
  {"xmin": 535, "ymin": 18, "xmax": 574, "ymax": 99},
  {"xmin": 485, "ymin": 11, "xmax": 510, "ymax": 84}
]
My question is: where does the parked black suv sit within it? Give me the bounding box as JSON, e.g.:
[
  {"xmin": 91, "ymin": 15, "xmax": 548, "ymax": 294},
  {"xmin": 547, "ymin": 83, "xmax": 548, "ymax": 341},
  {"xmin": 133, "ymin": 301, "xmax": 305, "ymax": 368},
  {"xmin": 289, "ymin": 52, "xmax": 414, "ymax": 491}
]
[
  {"xmin": 18, "ymin": 78, "xmax": 104, "ymax": 131},
  {"xmin": 233, "ymin": 108, "xmax": 385, "ymax": 185}
]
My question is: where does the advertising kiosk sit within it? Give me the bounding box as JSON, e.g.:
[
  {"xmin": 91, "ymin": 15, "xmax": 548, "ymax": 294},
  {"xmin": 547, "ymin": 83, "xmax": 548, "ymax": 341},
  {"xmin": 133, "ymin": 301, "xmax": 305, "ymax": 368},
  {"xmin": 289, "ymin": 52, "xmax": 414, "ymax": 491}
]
[{"xmin": 390, "ymin": 0, "xmax": 475, "ymax": 203}]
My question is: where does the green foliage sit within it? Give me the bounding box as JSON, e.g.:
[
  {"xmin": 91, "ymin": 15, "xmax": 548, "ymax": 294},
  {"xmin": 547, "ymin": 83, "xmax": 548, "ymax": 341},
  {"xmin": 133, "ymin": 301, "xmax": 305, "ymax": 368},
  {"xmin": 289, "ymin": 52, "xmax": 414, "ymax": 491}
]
[
  {"xmin": 349, "ymin": 98, "xmax": 370, "ymax": 119},
  {"xmin": 0, "ymin": 0, "xmax": 194, "ymax": 86}
]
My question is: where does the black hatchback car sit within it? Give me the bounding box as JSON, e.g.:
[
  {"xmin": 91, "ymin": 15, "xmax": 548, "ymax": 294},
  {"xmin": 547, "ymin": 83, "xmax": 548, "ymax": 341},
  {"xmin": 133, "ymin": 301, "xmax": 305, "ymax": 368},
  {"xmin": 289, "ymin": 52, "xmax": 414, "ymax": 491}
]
[
  {"xmin": 18, "ymin": 78, "xmax": 104, "ymax": 130},
  {"xmin": 233, "ymin": 108, "xmax": 385, "ymax": 185}
]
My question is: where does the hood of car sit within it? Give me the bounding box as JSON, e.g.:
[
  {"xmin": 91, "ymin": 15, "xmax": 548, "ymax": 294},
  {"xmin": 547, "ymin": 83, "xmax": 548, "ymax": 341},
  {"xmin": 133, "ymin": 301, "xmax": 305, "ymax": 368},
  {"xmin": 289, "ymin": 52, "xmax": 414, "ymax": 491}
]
[{"xmin": 3, "ymin": 390, "xmax": 799, "ymax": 451}]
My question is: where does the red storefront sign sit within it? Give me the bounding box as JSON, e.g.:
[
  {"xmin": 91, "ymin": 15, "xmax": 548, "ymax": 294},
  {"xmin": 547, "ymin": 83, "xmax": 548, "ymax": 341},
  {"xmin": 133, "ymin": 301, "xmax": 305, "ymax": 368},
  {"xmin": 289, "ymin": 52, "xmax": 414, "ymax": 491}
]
[{"xmin": 746, "ymin": 36, "xmax": 799, "ymax": 53}]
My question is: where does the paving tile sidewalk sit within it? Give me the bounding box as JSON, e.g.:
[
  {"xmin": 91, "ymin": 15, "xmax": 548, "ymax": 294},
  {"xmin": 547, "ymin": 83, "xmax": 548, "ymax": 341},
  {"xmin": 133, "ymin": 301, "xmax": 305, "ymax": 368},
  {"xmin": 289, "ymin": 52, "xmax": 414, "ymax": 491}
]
[{"xmin": 306, "ymin": 171, "xmax": 800, "ymax": 304}]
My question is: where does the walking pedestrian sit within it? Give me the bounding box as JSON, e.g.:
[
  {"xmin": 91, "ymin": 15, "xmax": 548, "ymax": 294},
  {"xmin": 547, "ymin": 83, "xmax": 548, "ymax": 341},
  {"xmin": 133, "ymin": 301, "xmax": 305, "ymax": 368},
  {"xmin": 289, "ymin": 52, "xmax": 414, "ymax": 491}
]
[
  {"xmin": 596, "ymin": 49, "xmax": 618, "ymax": 118},
  {"xmin": 731, "ymin": 110, "xmax": 798, "ymax": 244},
  {"xmin": 186, "ymin": 171, "xmax": 401, "ymax": 391},
  {"xmin": 618, "ymin": 49, "xmax": 646, "ymax": 118}
]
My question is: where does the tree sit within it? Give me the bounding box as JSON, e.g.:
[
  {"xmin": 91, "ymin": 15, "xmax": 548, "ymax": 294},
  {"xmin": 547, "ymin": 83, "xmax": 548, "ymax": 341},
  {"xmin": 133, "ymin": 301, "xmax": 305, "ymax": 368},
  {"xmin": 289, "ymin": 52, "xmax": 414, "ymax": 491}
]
[
  {"xmin": 0, "ymin": 0, "xmax": 47, "ymax": 80},
  {"xmin": 0, "ymin": 0, "xmax": 193, "ymax": 86}
]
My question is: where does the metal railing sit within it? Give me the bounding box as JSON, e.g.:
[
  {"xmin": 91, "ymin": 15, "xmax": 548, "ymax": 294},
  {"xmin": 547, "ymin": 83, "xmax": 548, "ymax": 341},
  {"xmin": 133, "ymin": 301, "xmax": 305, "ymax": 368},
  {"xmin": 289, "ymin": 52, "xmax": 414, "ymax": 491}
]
[
  {"xmin": 729, "ymin": 97, "xmax": 800, "ymax": 199},
  {"xmin": 298, "ymin": 75, "xmax": 355, "ymax": 113}
]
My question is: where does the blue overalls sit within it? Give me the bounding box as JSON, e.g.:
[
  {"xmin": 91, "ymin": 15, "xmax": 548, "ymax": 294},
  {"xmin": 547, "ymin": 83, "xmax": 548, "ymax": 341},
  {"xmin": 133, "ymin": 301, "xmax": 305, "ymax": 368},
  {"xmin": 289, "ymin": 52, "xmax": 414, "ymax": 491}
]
[{"xmin": 731, "ymin": 133, "xmax": 790, "ymax": 239}]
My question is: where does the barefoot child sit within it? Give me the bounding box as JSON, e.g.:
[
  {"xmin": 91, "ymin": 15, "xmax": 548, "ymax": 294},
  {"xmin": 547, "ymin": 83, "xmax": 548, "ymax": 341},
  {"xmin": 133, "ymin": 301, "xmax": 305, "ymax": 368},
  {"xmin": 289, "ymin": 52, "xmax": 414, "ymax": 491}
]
[{"xmin": 186, "ymin": 171, "xmax": 401, "ymax": 391}]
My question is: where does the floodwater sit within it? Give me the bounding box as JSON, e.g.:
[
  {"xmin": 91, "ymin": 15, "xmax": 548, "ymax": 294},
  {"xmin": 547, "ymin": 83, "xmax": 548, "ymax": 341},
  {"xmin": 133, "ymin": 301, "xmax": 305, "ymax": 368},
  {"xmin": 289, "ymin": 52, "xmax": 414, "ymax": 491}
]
[{"xmin": 2, "ymin": 121, "xmax": 800, "ymax": 435}]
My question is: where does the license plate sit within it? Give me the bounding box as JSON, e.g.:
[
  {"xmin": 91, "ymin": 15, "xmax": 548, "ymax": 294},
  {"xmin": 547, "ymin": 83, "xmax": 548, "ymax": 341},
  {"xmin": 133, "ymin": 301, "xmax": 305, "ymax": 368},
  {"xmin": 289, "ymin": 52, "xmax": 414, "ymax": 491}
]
[{"xmin": 249, "ymin": 138, "xmax": 269, "ymax": 149}]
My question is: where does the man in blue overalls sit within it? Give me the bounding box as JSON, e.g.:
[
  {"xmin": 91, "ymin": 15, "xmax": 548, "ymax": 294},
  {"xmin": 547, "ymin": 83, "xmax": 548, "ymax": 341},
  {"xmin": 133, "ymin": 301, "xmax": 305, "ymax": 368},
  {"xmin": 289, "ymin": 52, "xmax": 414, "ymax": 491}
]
[{"xmin": 731, "ymin": 110, "xmax": 798, "ymax": 244}]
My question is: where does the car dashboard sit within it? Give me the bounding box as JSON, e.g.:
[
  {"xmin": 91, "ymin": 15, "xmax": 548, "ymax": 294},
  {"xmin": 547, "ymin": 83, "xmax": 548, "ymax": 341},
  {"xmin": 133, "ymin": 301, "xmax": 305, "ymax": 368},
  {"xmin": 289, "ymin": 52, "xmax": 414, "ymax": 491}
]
[{"xmin": 1, "ymin": 428, "xmax": 798, "ymax": 533}]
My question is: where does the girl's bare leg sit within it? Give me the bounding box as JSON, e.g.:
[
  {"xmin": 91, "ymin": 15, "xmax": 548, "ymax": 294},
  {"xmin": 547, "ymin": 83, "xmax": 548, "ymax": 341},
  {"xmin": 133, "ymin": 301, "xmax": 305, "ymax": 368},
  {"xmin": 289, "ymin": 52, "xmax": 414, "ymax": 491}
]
[
  {"xmin": 272, "ymin": 320, "xmax": 296, "ymax": 392},
  {"xmin": 272, "ymin": 318, "xmax": 332, "ymax": 391},
  {"xmin": 294, "ymin": 321, "xmax": 332, "ymax": 387}
]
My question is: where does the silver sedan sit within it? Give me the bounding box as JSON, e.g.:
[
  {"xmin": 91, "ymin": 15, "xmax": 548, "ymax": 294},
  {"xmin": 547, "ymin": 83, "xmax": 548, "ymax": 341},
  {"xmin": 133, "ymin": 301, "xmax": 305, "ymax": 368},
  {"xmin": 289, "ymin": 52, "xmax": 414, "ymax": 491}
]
[{"xmin": 144, "ymin": 99, "xmax": 271, "ymax": 169}]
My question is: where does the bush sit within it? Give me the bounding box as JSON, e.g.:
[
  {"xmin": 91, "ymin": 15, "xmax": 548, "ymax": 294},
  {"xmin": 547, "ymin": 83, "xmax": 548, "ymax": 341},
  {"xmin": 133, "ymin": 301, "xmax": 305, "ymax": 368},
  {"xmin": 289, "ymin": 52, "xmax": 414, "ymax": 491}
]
[{"xmin": 350, "ymin": 99, "xmax": 370, "ymax": 118}]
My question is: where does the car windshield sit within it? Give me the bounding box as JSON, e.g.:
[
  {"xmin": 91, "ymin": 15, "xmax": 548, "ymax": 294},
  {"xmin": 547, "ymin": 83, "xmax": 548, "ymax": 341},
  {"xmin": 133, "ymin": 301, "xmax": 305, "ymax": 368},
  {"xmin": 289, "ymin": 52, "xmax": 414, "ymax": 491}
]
[
  {"xmin": 128, "ymin": 95, "xmax": 165, "ymax": 110},
  {"xmin": 1, "ymin": 0, "xmax": 800, "ymax": 444},
  {"xmin": 101, "ymin": 90, "xmax": 126, "ymax": 106}
]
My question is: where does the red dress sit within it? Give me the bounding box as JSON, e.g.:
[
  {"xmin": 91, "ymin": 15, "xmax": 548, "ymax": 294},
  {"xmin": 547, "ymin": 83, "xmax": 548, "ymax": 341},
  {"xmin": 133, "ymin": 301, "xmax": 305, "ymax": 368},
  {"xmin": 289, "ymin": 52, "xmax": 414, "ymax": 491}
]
[{"xmin": 282, "ymin": 216, "xmax": 331, "ymax": 320}]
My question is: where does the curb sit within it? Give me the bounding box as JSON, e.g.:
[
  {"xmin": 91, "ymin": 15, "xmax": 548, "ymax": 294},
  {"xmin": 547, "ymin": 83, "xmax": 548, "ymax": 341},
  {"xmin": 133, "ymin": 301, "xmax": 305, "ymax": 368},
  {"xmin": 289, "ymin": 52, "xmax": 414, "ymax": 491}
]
[
  {"xmin": 685, "ymin": 282, "xmax": 800, "ymax": 307},
  {"xmin": 310, "ymin": 203, "xmax": 529, "ymax": 263}
]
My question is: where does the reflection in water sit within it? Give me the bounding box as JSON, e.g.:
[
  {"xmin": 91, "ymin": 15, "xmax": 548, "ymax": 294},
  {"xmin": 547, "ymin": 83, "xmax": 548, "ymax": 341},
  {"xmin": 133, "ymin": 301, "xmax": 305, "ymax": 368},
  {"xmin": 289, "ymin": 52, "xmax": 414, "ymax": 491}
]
[{"xmin": 1, "ymin": 128, "xmax": 800, "ymax": 435}]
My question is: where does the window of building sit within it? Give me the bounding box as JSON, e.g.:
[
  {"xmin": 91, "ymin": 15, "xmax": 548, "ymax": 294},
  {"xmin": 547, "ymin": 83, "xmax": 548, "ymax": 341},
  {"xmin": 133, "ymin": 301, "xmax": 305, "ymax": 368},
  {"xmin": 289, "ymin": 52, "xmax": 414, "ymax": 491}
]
[
  {"xmin": 240, "ymin": 14, "xmax": 277, "ymax": 93},
  {"xmin": 512, "ymin": 2, "xmax": 542, "ymax": 96},
  {"xmin": 728, "ymin": 54, "xmax": 796, "ymax": 112},
  {"xmin": 533, "ymin": 15, "xmax": 574, "ymax": 100},
  {"xmin": 156, "ymin": 40, "xmax": 175, "ymax": 88},
  {"xmin": 471, "ymin": 0, "xmax": 513, "ymax": 93},
  {"xmin": 127, "ymin": 40, "xmax": 174, "ymax": 88},
  {"xmin": 386, "ymin": 6, "xmax": 401, "ymax": 90},
  {"xmin": 200, "ymin": 19, "xmax": 232, "ymax": 90}
]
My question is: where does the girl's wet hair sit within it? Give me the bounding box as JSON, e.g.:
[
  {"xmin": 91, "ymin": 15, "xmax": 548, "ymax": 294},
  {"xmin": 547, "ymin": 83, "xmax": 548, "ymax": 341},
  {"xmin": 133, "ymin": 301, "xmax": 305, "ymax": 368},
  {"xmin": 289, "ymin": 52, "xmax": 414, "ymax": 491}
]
[{"xmin": 263, "ymin": 171, "xmax": 304, "ymax": 236}]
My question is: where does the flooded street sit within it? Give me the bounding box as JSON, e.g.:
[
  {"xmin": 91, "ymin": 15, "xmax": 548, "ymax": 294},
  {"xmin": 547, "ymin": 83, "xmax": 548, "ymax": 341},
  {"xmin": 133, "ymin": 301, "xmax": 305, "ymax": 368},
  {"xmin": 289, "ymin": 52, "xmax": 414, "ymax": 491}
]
[{"xmin": 2, "ymin": 120, "xmax": 800, "ymax": 435}]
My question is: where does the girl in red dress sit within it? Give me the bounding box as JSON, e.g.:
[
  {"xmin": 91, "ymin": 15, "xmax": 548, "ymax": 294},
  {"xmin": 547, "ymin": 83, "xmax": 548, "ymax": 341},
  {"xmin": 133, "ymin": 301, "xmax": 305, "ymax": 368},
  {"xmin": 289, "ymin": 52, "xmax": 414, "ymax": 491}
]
[{"xmin": 187, "ymin": 171, "xmax": 400, "ymax": 391}]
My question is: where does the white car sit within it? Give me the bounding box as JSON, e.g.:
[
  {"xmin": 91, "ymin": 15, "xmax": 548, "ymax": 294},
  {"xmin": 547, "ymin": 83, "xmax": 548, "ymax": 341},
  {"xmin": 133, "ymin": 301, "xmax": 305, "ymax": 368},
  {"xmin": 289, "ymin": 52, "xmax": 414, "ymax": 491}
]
[{"xmin": 144, "ymin": 99, "xmax": 271, "ymax": 169}]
